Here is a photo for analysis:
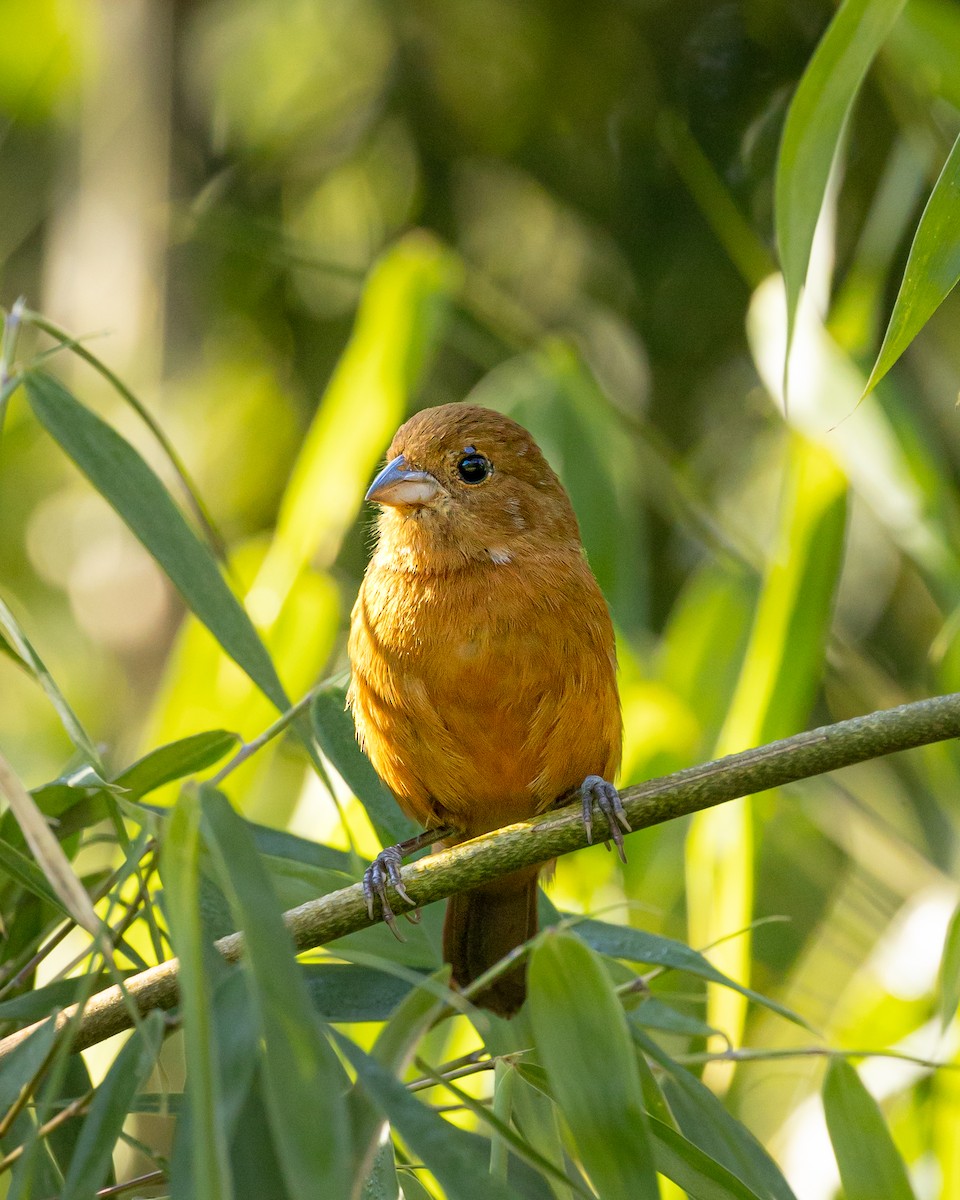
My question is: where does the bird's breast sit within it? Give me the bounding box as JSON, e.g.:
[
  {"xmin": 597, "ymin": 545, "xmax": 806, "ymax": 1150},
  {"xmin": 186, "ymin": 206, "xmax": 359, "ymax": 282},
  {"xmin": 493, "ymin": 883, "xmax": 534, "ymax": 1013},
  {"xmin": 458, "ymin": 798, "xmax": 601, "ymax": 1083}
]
[{"xmin": 348, "ymin": 551, "xmax": 621, "ymax": 835}]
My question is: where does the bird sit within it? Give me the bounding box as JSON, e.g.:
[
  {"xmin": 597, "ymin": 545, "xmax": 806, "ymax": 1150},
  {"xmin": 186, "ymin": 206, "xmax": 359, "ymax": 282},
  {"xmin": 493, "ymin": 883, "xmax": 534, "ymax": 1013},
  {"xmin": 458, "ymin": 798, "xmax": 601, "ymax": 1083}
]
[{"xmin": 347, "ymin": 403, "xmax": 625, "ymax": 1015}]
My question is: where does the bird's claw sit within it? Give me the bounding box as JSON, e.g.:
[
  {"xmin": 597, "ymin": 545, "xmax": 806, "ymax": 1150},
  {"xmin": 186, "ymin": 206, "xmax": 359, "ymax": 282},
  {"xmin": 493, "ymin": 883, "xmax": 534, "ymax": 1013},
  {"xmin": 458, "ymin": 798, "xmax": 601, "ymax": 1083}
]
[
  {"xmin": 580, "ymin": 775, "xmax": 631, "ymax": 863},
  {"xmin": 362, "ymin": 845, "xmax": 418, "ymax": 941}
]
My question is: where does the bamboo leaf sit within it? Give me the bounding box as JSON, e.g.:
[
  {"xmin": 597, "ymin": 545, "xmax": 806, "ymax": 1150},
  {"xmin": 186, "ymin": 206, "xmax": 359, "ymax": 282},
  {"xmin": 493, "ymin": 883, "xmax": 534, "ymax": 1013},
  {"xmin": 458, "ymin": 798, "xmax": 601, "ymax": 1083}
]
[
  {"xmin": 335, "ymin": 1032, "xmax": 520, "ymax": 1200},
  {"xmin": 863, "ymin": 132, "xmax": 960, "ymax": 395},
  {"xmin": 163, "ymin": 788, "xmax": 234, "ymax": 1200},
  {"xmin": 114, "ymin": 730, "xmax": 241, "ymax": 799},
  {"xmin": 200, "ymin": 785, "xmax": 353, "ymax": 1199},
  {"xmin": 0, "ymin": 749, "xmax": 100, "ymax": 934},
  {"xmin": 776, "ymin": 0, "xmax": 907, "ymax": 359},
  {"xmin": 528, "ymin": 931, "xmax": 660, "ymax": 1200},
  {"xmin": 0, "ymin": 594, "xmax": 102, "ymax": 768},
  {"xmin": 635, "ymin": 1028, "xmax": 798, "ymax": 1200},
  {"xmin": 311, "ymin": 686, "xmax": 417, "ymax": 846},
  {"xmin": 938, "ymin": 900, "xmax": 960, "ymax": 1029},
  {"xmin": 575, "ymin": 918, "xmax": 811, "ymax": 1029},
  {"xmin": 60, "ymin": 1012, "xmax": 165, "ymax": 1200},
  {"xmin": 24, "ymin": 370, "xmax": 289, "ymax": 712},
  {"xmin": 823, "ymin": 1058, "xmax": 917, "ymax": 1200},
  {"xmin": 648, "ymin": 1117, "xmax": 766, "ymax": 1200}
]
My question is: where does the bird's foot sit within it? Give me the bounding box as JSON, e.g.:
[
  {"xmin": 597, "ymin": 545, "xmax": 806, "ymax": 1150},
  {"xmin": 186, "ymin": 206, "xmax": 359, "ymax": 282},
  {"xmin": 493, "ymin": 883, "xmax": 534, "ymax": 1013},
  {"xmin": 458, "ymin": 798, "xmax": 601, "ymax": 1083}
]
[
  {"xmin": 362, "ymin": 826, "xmax": 453, "ymax": 940},
  {"xmin": 580, "ymin": 775, "xmax": 631, "ymax": 863},
  {"xmin": 362, "ymin": 845, "xmax": 418, "ymax": 940}
]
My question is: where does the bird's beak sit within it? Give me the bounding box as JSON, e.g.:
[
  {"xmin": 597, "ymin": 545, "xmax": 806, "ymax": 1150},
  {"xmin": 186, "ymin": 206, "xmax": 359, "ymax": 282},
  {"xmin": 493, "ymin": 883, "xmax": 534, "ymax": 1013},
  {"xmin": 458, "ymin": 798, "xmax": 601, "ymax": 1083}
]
[{"xmin": 366, "ymin": 455, "xmax": 442, "ymax": 507}]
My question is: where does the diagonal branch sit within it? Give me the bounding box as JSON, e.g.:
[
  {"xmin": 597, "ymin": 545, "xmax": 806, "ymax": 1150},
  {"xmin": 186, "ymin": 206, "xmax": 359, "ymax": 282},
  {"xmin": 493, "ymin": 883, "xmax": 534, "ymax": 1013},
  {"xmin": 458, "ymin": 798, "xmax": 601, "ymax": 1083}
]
[{"xmin": 2, "ymin": 691, "xmax": 959, "ymax": 1064}]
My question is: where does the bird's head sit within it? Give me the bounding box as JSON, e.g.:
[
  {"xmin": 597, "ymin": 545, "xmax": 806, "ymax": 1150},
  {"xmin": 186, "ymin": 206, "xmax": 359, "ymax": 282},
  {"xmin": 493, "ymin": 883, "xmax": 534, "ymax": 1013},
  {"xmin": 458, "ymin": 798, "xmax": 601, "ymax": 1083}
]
[{"xmin": 366, "ymin": 404, "xmax": 581, "ymax": 571}]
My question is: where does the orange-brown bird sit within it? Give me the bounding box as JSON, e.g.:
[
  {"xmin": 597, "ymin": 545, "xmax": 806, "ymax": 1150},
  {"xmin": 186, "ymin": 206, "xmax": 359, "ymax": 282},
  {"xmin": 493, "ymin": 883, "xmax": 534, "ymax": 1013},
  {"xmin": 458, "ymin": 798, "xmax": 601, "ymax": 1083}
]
[{"xmin": 348, "ymin": 403, "xmax": 625, "ymax": 1015}]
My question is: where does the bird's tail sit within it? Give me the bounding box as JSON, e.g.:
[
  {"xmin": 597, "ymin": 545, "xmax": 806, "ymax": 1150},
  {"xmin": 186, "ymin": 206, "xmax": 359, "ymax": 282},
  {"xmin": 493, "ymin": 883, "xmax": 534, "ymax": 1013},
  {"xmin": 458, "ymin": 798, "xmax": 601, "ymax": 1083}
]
[{"xmin": 443, "ymin": 867, "xmax": 539, "ymax": 1017}]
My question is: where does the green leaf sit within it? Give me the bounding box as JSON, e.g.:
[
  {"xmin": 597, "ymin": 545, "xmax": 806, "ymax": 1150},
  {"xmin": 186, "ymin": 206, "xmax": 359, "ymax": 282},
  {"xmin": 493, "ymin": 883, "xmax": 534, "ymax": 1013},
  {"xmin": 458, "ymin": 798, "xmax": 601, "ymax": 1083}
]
[
  {"xmin": 163, "ymin": 788, "xmax": 234, "ymax": 1200},
  {"xmin": 24, "ymin": 371, "xmax": 289, "ymax": 712},
  {"xmin": 60, "ymin": 1011, "xmax": 165, "ymax": 1200},
  {"xmin": 863, "ymin": 131, "xmax": 960, "ymax": 395},
  {"xmin": 334, "ymin": 1032, "xmax": 520, "ymax": 1200},
  {"xmin": 0, "ymin": 593, "xmax": 102, "ymax": 768},
  {"xmin": 649, "ymin": 1117, "xmax": 766, "ymax": 1200},
  {"xmin": 0, "ymin": 1014, "xmax": 60, "ymax": 1115},
  {"xmin": 574, "ymin": 918, "xmax": 811, "ymax": 1029},
  {"xmin": 634, "ymin": 1029, "xmax": 798, "ymax": 1200},
  {"xmin": 0, "ymin": 837, "xmax": 64, "ymax": 911},
  {"xmin": 311, "ymin": 686, "xmax": 417, "ymax": 845},
  {"xmin": 629, "ymin": 998, "xmax": 723, "ymax": 1042},
  {"xmin": 528, "ymin": 931, "xmax": 660, "ymax": 1200},
  {"xmin": 349, "ymin": 966, "xmax": 450, "ymax": 1186},
  {"xmin": 822, "ymin": 1057, "xmax": 917, "ymax": 1200},
  {"xmin": 776, "ymin": 0, "xmax": 907, "ymax": 359},
  {"xmin": 938, "ymin": 900, "xmax": 960, "ymax": 1029},
  {"xmin": 114, "ymin": 730, "xmax": 241, "ymax": 799},
  {"xmin": 200, "ymin": 785, "xmax": 353, "ymax": 1199}
]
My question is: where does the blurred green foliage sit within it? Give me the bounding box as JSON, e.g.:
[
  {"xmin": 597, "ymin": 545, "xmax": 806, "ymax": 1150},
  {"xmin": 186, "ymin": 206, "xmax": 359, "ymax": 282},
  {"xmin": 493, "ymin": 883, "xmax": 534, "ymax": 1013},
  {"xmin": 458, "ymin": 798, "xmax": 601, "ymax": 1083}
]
[{"xmin": 2, "ymin": 0, "xmax": 960, "ymax": 1196}]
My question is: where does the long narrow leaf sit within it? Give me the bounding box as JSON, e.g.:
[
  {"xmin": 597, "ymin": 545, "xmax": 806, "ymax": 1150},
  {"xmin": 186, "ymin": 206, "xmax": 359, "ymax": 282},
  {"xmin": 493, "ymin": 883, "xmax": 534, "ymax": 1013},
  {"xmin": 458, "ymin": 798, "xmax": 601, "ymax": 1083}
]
[
  {"xmin": 776, "ymin": 0, "xmax": 907, "ymax": 360},
  {"xmin": 823, "ymin": 1057, "xmax": 917, "ymax": 1200},
  {"xmin": 0, "ymin": 749, "xmax": 100, "ymax": 934},
  {"xmin": 863, "ymin": 131, "xmax": 960, "ymax": 395},
  {"xmin": 335, "ymin": 1032, "xmax": 519, "ymax": 1200},
  {"xmin": 0, "ymin": 595, "xmax": 101, "ymax": 768},
  {"xmin": 24, "ymin": 371, "xmax": 289, "ymax": 712},
  {"xmin": 163, "ymin": 788, "xmax": 233, "ymax": 1200},
  {"xmin": 60, "ymin": 1012, "xmax": 164, "ymax": 1200},
  {"xmin": 200, "ymin": 785, "xmax": 353, "ymax": 1199},
  {"xmin": 528, "ymin": 931, "xmax": 660, "ymax": 1200}
]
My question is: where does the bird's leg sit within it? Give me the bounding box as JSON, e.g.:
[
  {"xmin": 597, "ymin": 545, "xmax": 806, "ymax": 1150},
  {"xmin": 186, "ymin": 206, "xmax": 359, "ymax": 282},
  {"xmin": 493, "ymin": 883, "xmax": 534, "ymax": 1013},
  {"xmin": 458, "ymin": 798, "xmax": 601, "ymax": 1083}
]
[
  {"xmin": 579, "ymin": 775, "xmax": 631, "ymax": 863},
  {"xmin": 363, "ymin": 826, "xmax": 455, "ymax": 940}
]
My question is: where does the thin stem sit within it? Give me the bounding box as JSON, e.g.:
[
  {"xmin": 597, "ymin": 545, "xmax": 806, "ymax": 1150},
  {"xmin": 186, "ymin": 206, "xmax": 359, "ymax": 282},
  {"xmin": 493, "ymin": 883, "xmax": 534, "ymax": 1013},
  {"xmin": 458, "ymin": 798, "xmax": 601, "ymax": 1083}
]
[{"xmin": 209, "ymin": 685, "xmax": 326, "ymax": 785}]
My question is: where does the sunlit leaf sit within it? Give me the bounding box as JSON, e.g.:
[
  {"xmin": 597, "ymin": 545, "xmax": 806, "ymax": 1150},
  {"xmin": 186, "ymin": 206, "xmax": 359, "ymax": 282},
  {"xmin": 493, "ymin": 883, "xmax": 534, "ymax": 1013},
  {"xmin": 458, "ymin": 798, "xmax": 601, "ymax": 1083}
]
[
  {"xmin": 528, "ymin": 931, "xmax": 660, "ymax": 1200},
  {"xmin": 254, "ymin": 233, "xmax": 460, "ymax": 599},
  {"xmin": 24, "ymin": 371, "xmax": 289, "ymax": 712},
  {"xmin": 0, "ymin": 594, "xmax": 101, "ymax": 768},
  {"xmin": 687, "ymin": 434, "xmax": 845, "ymax": 1046},
  {"xmin": 938, "ymin": 900, "xmax": 960, "ymax": 1029},
  {"xmin": 863, "ymin": 131, "xmax": 960, "ymax": 395},
  {"xmin": 776, "ymin": 0, "xmax": 907, "ymax": 360},
  {"xmin": 823, "ymin": 1057, "xmax": 917, "ymax": 1200}
]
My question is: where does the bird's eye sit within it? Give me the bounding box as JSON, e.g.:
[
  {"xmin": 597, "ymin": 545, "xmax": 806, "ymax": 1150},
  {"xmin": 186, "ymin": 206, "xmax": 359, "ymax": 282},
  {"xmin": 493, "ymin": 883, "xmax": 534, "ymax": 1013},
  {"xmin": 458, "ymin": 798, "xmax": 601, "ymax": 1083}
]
[{"xmin": 457, "ymin": 453, "xmax": 491, "ymax": 484}]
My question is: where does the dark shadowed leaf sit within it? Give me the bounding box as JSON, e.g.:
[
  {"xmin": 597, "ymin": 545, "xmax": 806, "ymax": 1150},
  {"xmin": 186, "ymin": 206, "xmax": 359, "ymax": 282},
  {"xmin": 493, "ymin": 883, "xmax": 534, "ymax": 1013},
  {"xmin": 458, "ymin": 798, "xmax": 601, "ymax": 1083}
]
[
  {"xmin": 60, "ymin": 1012, "xmax": 165, "ymax": 1200},
  {"xmin": 312, "ymin": 686, "xmax": 418, "ymax": 845},
  {"xmin": 335, "ymin": 1032, "xmax": 521, "ymax": 1200},
  {"xmin": 200, "ymin": 785, "xmax": 353, "ymax": 1199},
  {"xmin": 574, "ymin": 918, "xmax": 811, "ymax": 1029}
]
